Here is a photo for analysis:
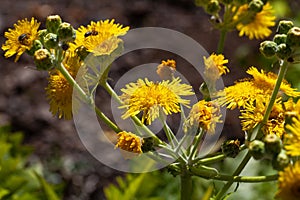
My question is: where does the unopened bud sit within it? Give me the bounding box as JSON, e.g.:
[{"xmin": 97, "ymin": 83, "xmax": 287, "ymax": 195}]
[
  {"xmin": 34, "ymin": 49, "xmax": 53, "ymax": 70},
  {"xmin": 46, "ymin": 15, "xmax": 62, "ymax": 33},
  {"xmin": 57, "ymin": 22, "xmax": 76, "ymax": 42},
  {"xmin": 273, "ymin": 34, "xmax": 287, "ymax": 45},
  {"xmin": 44, "ymin": 33, "xmax": 58, "ymax": 49},
  {"xmin": 249, "ymin": 140, "xmax": 265, "ymax": 160},
  {"xmin": 259, "ymin": 41, "xmax": 277, "ymax": 58},
  {"xmin": 276, "ymin": 43, "xmax": 292, "ymax": 60},
  {"xmin": 27, "ymin": 40, "xmax": 43, "ymax": 56},
  {"xmin": 272, "ymin": 150, "xmax": 290, "ymax": 171},
  {"xmin": 221, "ymin": 140, "xmax": 240, "ymax": 158},
  {"xmin": 277, "ymin": 20, "xmax": 294, "ymax": 34},
  {"xmin": 249, "ymin": 0, "xmax": 264, "ymax": 13},
  {"xmin": 205, "ymin": 0, "xmax": 221, "ymax": 15},
  {"xmin": 286, "ymin": 27, "xmax": 300, "ymax": 47},
  {"xmin": 264, "ymin": 134, "xmax": 282, "ymax": 155}
]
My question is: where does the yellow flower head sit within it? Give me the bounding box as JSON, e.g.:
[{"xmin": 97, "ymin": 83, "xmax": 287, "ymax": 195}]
[
  {"xmin": 204, "ymin": 53, "xmax": 229, "ymax": 82},
  {"xmin": 284, "ymin": 98, "xmax": 300, "ymax": 117},
  {"xmin": 234, "ymin": 3, "xmax": 276, "ymax": 40},
  {"xmin": 240, "ymin": 97, "xmax": 285, "ymax": 137},
  {"xmin": 277, "ymin": 161, "xmax": 300, "ymax": 200},
  {"xmin": 70, "ymin": 19, "xmax": 129, "ymax": 55},
  {"xmin": 2, "ymin": 17, "xmax": 40, "ymax": 62},
  {"xmin": 46, "ymin": 52, "xmax": 83, "ymax": 119},
  {"xmin": 216, "ymin": 67, "xmax": 300, "ymax": 110},
  {"xmin": 115, "ymin": 131, "xmax": 143, "ymax": 154},
  {"xmin": 184, "ymin": 100, "xmax": 222, "ymax": 134},
  {"xmin": 285, "ymin": 117, "xmax": 300, "ymax": 157},
  {"xmin": 156, "ymin": 59, "xmax": 177, "ymax": 80},
  {"xmin": 119, "ymin": 77, "xmax": 194, "ymax": 125}
]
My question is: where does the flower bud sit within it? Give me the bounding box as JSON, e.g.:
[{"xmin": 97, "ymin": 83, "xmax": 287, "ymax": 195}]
[
  {"xmin": 273, "ymin": 34, "xmax": 287, "ymax": 45},
  {"xmin": 286, "ymin": 27, "xmax": 300, "ymax": 47},
  {"xmin": 276, "ymin": 43, "xmax": 292, "ymax": 60},
  {"xmin": 272, "ymin": 150, "xmax": 290, "ymax": 171},
  {"xmin": 259, "ymin": 41, "xmax": 278, "ymax": 58},
  {"xmin": 27, "ymin": 40, "xmax": 43, "ymax": 56},
  {"xmin": 44, "ymin": 33, "xmax": 58, "ymax": 49},
  {"xmin": 46, "ymin": 15, "xmax": 62, "ymax": 33},
  {"xmin": 34, "ymin": 49, "xmax": 53, "ymax": 70},
  {"xmin": 276, "ymin": 20, "xmax": 294, "ymax": 34},
  {"xmin": 221, "ymin": 139, "xmax": 240, "ymax": 158},
  {"xmin": 205, "ymin": 0, "xmax": 221, "ymax": 15},
  {"xmin": 264, "ymin": 134, "xmax": 282, "ymax": 155},
  {"xmin": 249, "ymin": 0, "xmax": 264, "ymax": 13},
  {"xmin": 57, "ymin": 22, "xmax": 76, "ymax": 42},
  {"xmin": 249, "ymin": 140, "xmax": 265, "ymax": 160},
  {"xmin": 38, "ymin": 29, "xmax": 48, "ymax": 44}
]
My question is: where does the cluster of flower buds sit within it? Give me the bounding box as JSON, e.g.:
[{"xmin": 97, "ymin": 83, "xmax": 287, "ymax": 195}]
[
  {"xmin": 260, "ymin": 20, "xmax": 300, "ymax": 62},
  {"xmin": 33, "ymin": 15, "xmax": 75, "ymax": 70},
  {"xmin": 248, "ymin": 134, "xmax": 289, "ymax": 170}
]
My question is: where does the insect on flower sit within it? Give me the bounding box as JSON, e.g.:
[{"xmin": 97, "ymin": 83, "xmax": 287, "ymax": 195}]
[
  {"xmin": 84, "ymin": 30, "xmax": 98, "ymax": 37},
  {"xmin": 18, "ymin": 33, "xmax": 30, "ymax": 45}
]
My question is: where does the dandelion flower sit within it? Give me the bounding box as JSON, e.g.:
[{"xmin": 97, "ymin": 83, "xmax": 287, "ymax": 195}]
[
  {"xmin": 156, "ymin": 59, "xmax": 177, "ymax": 80},
  {"xmin": 115, "ymin": 131, "xmax": 143, "ymax": 154},
  {"xmin": 277, "ymin": 161, "xmax": 300, "ymax": 200},
  {"xmin": 285, "ymin": 117, "xmax": 300, "ymax": 156},
  {"xmin": 120, "ymin": 77, "xmax": 194, "ymax": 125},
  {"xmin": 234, "ymin": 3, "xmax": 276, "ymax": 40},
  {"xmin": 184, "ymin": 100, "xmax": 222, "ymax": 133},
  {"xmin": 46, "ymin": 52, "xmax": 83, "ymax": 119},
  {"xmin": 2, "ymin": 17, "xmax": 40, "ymax": 62},
  {"xmin": 70, "ymin": 19, "xmax": 129, "ymax": 55},
  {"xmin": 284, "ymin": 98, "xmax": 300, "ymax": 117},
  {"xmin": 204, "ymin": 53, "xmax": 229, "ymax": 82}
]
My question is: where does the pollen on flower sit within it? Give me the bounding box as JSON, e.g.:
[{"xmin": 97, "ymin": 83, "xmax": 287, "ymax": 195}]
[
  {"xmin": 277, "ymin": 161, "xmax": 300, "ymax": 200},
  {"xmin": 119, "ymin": 77, "xmax": 194, "ymax": 125},
  {"xmin": 184, "ymin": 100, "xmax": 222, "ymax": 134},
  {"xmin": 2, "ymin": 17, "xmax": 40, "ymax": 62},
  {"xmin": 234, "ymin": 3, "xmax": 276, "ymax": 40},
  {"xmin": 115, "ymin": 131, "xmax": 143, "ymax": 154}
]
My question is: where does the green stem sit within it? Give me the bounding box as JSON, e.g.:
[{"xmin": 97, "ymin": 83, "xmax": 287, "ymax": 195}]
[
  {"xmin": 180, "ymin": 168, "xmax": 193, "ymax": 200},
  {"xmin": 188, "ymin": 128, "xmax": 205, "ymax": 161},
  {"xmin": 217, "ymin": 30, "xmax": 227, "ymax": 54},
  {"xmin": 57, "ymin": 63, "xmax": 120, "ymax": 133}
]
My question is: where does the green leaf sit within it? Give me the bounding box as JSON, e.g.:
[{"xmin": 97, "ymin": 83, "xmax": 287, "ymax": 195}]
[{"xmin": 34, "ymin": 172, "xmax": 60, "ymax": 200}]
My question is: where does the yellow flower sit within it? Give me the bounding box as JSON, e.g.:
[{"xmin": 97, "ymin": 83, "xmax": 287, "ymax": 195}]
[
  {"xmin": 215, "ymin": 67, "xmax": 300, "ymax": 110},
  {"xmin": 284, "ymin": 98, "xmax": 300, "ymax": 117},
  {"xmin": 240, "ymin": 97, "xmax": 285, "ymax": 137},
  {"xmin": 277, "ymin": 161, "xmax": 300, "ymax": 200},
  {"xmin": 119, "ymin": 77, "xmax": 194, "ymax": 125},
  {"xmin": 70, "ymin": 19, "xmax": 129, "ymax": 55},
  {"xmin": 204, "ymin": 53, "xmax": 229, "ymax": 82},
  {"xmin": 285, "ymin": 117, "xmax": 300, "ymax": 157},
  {"xmin": 234, "ymin": 3, "xmax": 276, "ymax": 40},
  {"xmin": 115, "ymin": 131, "xmax": 143, "ymax": 154},
  {"xmin": 45, "ymin": 52, "xmax": 83, "ymax": 119},
  {"xmin": 156, "ymin": 59, "xmax": 177, "ymax": 80},
  {"xmin": 2, "ymin": 17, "xmax": 40, "ymax": 62},
  {"xmin": 184, "ymin": 100, "xmax": 222, "ymax": 133}
]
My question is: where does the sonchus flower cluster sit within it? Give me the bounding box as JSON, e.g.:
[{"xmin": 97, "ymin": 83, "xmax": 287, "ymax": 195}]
[{"xmin": 119, "ymin": 77, "xmax": 194, "ymax": 125}]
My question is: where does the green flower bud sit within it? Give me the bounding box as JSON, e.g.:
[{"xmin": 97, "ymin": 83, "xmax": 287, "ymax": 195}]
[
  {"xmin": 286, "ymin": 27, "xmax": 300, "ymax": 47},
  {"xmin": 249, "ymin": 140, "xmax": 265, "ymax": 160},
  {"xmin": 38, "ymin": 29, "xmax": 48, "ymax": 44},
  {"xmin": 248, "ymin": 0, "xmax": 264, "ymax": 13},
  {"xmin": 221, "ymin": 139, "xmax": 240, "ymax": 158},
  {"xmin": 264, "ymin": 134, "xmax": 282, "ymax": 155},
  {"xmin": 272, "ymin": 150, "xmax": 290, "ymax": 171},
  {"xmin": 46, "ymin": 15, "xmax": 62, "ymax": 33},
  {"xmin": 44, "ymin": 33, "xmax": 58, "ymax": 49},
  {"xmin": 57, "ymin": 22, "xmax": 76, "ymax": 42},
  {"xmin": 273, "ymin": 34, "xmax": 287, "ymax": 45},
  {"xmin": 276, "ymin": 20, "xmax": 294, "ymax": 34},
  {"xmin": 276, "ymin": 43, "xmax": 292, "ymax": 60},
  {"xmin": 27, "ymin": 40, "xmax": 43, "ymax": 56},
  {"xmin": 259, "ymin": 41, "xmax": 278, "ymax": 58},
  {"xmin": 34, "ymin": 49, "xmax": 53, "ymax": 70},
  {"xmin": 75, "ymin": 46, "xmax": 89, "ymax": 60},
  {"xmin": 205, "ymin": 0, "xmax": 221, "ymax": 15}
]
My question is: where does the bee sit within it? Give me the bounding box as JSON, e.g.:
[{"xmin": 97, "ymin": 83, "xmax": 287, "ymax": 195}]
[
  {"xmin": 84, "ymin": 30, "xmax": 98, "ymax": 37},
  {"xmin": 18, "ymin": 33, "xmax": 29, "ymax": 45}
]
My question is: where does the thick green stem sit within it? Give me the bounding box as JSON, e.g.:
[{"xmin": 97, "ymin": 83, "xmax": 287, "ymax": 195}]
[
  {"xmin": 217, "ymin": 30, "xmax": 227, "ymax": 54},
  {"xmin": 180, "ymin": 168, "xmax": 193, "ymax": 200}
]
